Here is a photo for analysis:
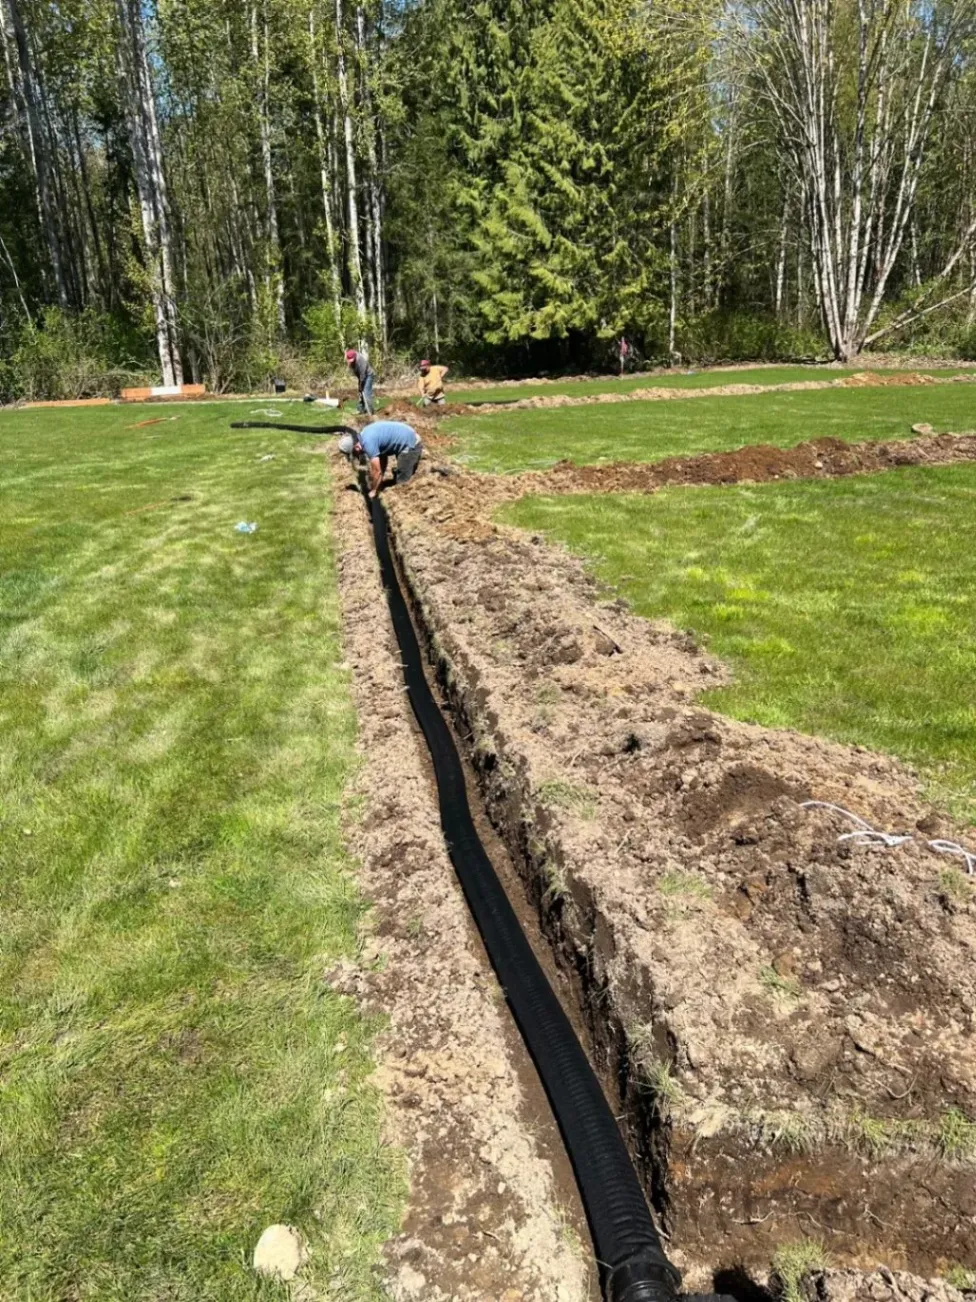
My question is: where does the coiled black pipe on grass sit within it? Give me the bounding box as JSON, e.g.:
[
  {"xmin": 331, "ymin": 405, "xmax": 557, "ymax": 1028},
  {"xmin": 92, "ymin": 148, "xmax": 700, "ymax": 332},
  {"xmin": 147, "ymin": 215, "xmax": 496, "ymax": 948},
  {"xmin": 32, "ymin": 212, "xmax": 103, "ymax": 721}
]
[{"xmin": 365, "ymin": 490, "xmax": 687, "ymax": 1302}]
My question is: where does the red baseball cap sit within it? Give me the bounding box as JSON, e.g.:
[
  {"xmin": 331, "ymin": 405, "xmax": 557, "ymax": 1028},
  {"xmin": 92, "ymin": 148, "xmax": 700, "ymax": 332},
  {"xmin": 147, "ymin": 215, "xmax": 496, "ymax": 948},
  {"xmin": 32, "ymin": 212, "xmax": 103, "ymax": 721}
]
[{"xmin": 344, "ymin": 349, "xmax": 357, "ymax": 362}]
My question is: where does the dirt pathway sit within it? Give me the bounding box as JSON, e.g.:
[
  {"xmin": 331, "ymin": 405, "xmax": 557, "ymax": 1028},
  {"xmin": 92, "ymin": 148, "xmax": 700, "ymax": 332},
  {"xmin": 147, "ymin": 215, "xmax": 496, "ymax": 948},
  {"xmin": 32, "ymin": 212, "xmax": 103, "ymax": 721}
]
[{"xmin": 331, "ymin": 477, "xmax": 593, "ymax": 1302}]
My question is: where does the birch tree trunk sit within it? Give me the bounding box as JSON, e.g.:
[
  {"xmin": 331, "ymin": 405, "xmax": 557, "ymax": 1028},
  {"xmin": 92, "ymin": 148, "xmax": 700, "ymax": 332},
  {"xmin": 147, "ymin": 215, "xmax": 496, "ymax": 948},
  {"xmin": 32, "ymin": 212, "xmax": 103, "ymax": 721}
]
[
  {"xmin": 774, "ymin": 188, "xmax": 789, "ymax": 318},
  {"xmin": 115, "ymin": 0, "xmax": 181, "ymax": 385},
  {"xmin": 309, "ymin": 4, "xmax": 342, "ymax": 329},
  {"xmin": 253, "ymin": 0, "xmax": 285, "ymax": 333},
  {"xmin": 334, "ymin": 0, "xmax": 367, "ymax": 326},
  {"xmin": 355, "ymin": 4, "xmax": 386, "ymax": 342}
]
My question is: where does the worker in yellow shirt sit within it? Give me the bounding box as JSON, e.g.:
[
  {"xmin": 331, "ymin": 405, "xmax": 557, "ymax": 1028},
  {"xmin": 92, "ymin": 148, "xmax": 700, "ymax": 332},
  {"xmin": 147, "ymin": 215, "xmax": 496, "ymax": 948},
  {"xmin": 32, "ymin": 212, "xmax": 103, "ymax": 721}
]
[{"xmin": 418, "ymin": 359, "xmax": 449, "ymax": 406}]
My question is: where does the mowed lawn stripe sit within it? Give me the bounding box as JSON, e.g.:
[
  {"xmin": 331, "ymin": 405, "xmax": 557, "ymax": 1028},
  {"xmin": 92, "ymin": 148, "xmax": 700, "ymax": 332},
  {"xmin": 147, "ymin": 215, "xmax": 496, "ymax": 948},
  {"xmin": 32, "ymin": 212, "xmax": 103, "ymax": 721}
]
[
  {"xmin": 504, "ymin": 464, "xmax": 976, "ymax": 824},
  {"xmin": 450, "ymin": 381, "xmax": 976, "ymax": 473},
  {"xmin": 0, "ymin": 405, "xmax": 402, "ymax": 1299}
]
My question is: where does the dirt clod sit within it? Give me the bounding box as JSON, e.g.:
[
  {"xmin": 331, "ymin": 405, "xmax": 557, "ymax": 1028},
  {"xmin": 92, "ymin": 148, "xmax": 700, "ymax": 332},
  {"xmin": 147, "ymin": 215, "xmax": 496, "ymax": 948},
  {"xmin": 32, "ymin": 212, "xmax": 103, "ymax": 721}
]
[{"xmin": 253, "ymin": 1225, "xmax": 307, "ymax": 1281}]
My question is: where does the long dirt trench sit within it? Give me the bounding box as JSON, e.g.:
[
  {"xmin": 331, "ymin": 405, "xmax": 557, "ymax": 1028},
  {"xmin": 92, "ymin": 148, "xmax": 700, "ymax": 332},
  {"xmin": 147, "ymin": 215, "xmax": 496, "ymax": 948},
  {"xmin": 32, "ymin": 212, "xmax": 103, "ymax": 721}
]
[
  {"xmin": 330, "ymin": 442, "xmax": 976, "ymax": 1301},
  {"xmin": 383, "ymin": 444, "xmax": 976, "ymax": 1288},
  {"xmin": 331, "ymin": 474, "xmax": 596, "ymax": 1302}
]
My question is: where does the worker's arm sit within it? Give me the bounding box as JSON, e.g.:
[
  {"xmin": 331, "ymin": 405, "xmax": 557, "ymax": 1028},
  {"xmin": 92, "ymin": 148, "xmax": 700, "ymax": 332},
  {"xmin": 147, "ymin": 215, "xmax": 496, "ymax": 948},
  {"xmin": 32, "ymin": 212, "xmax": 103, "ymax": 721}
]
[{"xmin": 367, "ymin": 456, "xmax": 383, "ymax": 498}]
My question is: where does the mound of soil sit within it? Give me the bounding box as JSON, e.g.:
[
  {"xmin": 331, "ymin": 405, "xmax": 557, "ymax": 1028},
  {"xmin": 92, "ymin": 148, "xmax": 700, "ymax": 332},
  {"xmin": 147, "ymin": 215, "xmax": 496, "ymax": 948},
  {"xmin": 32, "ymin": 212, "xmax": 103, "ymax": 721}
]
[
  {"xmin": 394, "ymin": 371, "xmax": 976, "ymax": 419},
  {"xmin": 382, "ymin": 474, "xmax": 976, "ymax": 1285},
  {"xmin": 407, "ymin": 430, "xmax": 976, "ymax": 542}
]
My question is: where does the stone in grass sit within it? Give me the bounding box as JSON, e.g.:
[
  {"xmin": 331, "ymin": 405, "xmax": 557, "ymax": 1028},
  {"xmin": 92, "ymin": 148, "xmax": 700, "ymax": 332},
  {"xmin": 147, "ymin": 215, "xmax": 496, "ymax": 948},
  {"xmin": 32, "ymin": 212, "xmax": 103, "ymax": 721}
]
[{"xmin": 253, "ymin": 1224, "xmax": 308, "ymax": 1281}]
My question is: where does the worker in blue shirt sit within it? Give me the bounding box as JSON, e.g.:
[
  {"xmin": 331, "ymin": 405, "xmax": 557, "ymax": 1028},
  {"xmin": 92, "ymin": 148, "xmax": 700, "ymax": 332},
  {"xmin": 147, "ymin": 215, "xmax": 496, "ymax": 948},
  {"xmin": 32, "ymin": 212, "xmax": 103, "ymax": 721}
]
[{"xmin": 337, "ymin": 419, "xmax": 424, "ymax": 498}]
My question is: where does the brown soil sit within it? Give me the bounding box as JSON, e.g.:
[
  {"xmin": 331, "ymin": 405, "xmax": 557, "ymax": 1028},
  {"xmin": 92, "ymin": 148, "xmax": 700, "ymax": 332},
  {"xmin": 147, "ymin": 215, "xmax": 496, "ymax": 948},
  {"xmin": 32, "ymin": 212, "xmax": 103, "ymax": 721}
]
[
  {"xmin": 378, "ymin": 466, "xmax": 976, "ymax": 1287},
  {"xmin": 380, "ymin": 358, "xmax": 976, "ymax": 403},
  {"xmin": 404, "ymin": 431, "xmax": 976, "ymax": 542},
  {"xmin": 811, "ymin": 1271, "xmax": 970, "ymax": 1302},
  {"xmin": 383, "ymin": 370, "xmax": 976, "ymax": 420},
  {"xmin": 332, "ymin": 478, "xmax": 593, "ymax": 1302}
]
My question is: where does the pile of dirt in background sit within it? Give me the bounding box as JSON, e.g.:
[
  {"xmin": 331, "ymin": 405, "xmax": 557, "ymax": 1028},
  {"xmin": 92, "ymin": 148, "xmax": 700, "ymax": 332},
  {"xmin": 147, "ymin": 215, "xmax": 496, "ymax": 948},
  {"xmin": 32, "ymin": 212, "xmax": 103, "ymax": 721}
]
[
  {"xmin": 378, "ymin": 370, "xmax": 976, "ymax": 419},
  {"xmin": 382, "ymin": 468, "xmax": 976, "ymax": 1290},
  {"xmin": 406, "ymin": 430, "xmax": 976, "ymax": 542}
]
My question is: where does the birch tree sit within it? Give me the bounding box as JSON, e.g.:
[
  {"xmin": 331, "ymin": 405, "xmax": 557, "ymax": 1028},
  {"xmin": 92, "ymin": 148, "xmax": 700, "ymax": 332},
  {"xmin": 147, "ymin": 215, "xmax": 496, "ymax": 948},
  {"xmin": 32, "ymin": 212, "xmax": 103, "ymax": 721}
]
[
  {"xmin": 334, "ymin": 0, "xmax": 367, "ymax": 326},
  {"xmin": 747, "ymin": 0, "xmax": 976, "ymax": 359},
  {"xmin": 115, "ymin": 0, "xmax": 182, "ymax": 384},
  {"xmin": 0, "ymin": 0, "xmax": 67, "ymax": 306}
]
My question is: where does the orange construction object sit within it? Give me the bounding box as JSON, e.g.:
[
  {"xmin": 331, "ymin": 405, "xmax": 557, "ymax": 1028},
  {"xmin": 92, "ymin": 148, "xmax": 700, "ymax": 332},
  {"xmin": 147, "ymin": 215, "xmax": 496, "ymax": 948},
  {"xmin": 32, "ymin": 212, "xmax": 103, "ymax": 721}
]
[{"xmin": 120, "ymin": 383, "xmax": 207, "ymax": 402}]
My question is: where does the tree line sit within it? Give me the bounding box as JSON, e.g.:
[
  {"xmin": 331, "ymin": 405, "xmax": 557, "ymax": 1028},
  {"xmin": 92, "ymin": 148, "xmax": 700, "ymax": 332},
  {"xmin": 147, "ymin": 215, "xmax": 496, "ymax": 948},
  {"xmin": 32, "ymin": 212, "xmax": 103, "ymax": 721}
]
[{"xmin": 2, "ymin": 0, "xmax": 975, "ymax": 398}]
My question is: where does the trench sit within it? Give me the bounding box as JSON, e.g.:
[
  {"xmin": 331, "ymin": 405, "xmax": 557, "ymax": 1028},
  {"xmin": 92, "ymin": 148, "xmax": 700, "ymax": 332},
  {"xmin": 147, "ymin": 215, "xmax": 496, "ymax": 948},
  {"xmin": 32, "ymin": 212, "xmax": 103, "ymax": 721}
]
[
  {"xmin": 379, "ymin": 504, "xmax": 674, "ymax": 1210},
  {"xmin": 368, "ymin": 491, "xmax": 732, "ymax": 1302}
]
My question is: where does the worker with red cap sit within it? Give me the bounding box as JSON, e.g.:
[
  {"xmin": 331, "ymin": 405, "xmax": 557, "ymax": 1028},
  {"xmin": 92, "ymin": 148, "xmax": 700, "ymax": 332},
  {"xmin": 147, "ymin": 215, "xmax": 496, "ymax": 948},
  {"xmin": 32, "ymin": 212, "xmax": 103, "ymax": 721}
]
[
  {"xmin": 345, "ymin": 347, "xmax": 375, "ymax": 414},
  {"xmin": 418, "ymin": 358, "xmax": 449, "ymax": 406}
]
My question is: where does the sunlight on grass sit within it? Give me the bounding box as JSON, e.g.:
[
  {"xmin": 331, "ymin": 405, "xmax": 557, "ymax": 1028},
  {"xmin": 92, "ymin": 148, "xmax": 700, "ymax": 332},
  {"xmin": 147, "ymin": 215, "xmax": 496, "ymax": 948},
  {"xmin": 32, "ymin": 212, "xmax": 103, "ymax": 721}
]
[
  {"xmin": 504, "ymin": 464, "xmax": 976, "ymax": 823},
  {"xmin": 0, "ymin": 403, "xmax": 402, "ymax": 1298},
  {"xmin": 451, "ymin": 378, "xmax": 976, "ymax": 473}
]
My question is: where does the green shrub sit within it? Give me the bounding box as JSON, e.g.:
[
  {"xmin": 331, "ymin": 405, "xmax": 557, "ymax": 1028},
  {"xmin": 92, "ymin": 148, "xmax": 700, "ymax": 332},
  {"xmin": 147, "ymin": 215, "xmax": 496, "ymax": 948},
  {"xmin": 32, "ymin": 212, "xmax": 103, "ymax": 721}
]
[
  {"xmin": 2, "ymin": 307, "xmax": 152, "ymax": 401},
  {"xmin": 679, "ymin": 311, "xmax": 825, "ymax": 365}
]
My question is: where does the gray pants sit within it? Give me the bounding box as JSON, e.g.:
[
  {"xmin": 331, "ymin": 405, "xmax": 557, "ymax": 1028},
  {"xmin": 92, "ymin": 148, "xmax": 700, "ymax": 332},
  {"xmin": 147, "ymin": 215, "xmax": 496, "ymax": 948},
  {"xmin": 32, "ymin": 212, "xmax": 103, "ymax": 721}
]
[{"xmin": 394, "ymin": 443, "xmax": 423, "ymax": 483}]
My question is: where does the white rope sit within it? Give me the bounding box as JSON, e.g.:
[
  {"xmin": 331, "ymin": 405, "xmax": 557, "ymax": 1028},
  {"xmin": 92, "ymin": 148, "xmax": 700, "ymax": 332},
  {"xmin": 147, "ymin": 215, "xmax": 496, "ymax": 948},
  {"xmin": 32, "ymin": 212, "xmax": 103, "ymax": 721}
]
[
  {"xmin": 928, "ymin": 839, "xmax": 976, "ymax": 876},
  {"xmin": 801, "ymin": 800, "xmax": 976, "ymax": 875},
  {"xmin": 249, "ymin": 407, "xmax": 283, "ymax": 418}
]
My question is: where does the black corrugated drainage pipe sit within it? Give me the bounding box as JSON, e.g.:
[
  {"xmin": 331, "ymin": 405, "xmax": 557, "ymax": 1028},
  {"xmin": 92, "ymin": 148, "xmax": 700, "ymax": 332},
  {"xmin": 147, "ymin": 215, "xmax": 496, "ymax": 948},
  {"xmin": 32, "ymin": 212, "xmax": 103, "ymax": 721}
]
[
  {"xmin": 230, "ymin": 411, "xmax": 730, "ymax": 1302},
  {"xmin": 365, "ymin": 492, "xmax": 726, "ymax": 1302}
]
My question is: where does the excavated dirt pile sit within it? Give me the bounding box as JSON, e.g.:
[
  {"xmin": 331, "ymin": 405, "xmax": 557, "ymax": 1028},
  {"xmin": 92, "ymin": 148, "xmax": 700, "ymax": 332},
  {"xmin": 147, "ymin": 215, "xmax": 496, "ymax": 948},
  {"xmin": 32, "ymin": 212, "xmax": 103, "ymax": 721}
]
[
  {"xmin": 382, "ymin": 370, "xmax": 976, "ymax": 418},
  {"xmin": 410, "ymin": 430, "xmax": 976, "ymax": 542},
  {"xmin": 381, "ymin": 468, "xmax": 976, "ymax": 1287}
]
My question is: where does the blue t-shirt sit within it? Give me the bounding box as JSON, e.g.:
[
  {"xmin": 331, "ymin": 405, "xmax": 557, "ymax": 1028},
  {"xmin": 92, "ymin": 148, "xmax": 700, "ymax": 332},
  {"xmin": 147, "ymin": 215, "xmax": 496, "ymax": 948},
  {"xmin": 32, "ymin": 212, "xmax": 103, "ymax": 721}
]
[{"xmin": 359, "ymin": 421, "xmax": 419, "ymax": 459}]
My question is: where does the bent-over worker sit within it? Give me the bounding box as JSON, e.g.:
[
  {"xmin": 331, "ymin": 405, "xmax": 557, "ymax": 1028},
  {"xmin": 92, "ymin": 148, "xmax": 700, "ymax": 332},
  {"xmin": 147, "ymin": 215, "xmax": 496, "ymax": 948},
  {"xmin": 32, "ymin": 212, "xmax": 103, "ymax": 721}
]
[
  {"xmin": 418, "ymin": 359, "xmax": 449, "ymax": 406},
  {"xmin": 338, "ymin": 420, "xmax": 424, "ymax": 498},
  {"xmin": 345, "ymin": 347, "xmax": 375, "ymax": 414}
]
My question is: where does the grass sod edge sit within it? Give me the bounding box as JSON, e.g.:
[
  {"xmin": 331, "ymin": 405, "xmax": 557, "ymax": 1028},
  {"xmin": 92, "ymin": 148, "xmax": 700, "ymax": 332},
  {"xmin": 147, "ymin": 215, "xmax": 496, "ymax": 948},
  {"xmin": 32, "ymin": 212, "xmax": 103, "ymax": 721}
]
[
  {"xmin": 446, "ymin": 381, "xmax": 976, "ymax": 473},
  {"xmin": 0, "ymin": 403, "xmax": 404, "ymax": 1298},
  {"xmin": 502, "ymin": 463, "xmax": 976, "ymax": 827}
]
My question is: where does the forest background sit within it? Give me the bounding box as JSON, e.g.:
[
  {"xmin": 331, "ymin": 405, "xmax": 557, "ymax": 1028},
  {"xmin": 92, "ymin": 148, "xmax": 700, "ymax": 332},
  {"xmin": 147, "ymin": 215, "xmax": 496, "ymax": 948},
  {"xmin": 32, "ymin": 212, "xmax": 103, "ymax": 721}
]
[{"xmin": 3, "ymin": 0, "xmax": 976, "ymax": 400}]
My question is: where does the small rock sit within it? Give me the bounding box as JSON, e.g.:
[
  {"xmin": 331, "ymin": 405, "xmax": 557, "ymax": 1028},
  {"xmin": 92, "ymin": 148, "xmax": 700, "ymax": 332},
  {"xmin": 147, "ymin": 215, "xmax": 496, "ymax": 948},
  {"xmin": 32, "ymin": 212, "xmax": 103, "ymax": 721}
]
[
  {"xmin": 773, "ymin": 950, "xmax": 797, "ymax": 977},
  {"xmin": 253, "ymin": 1224, "xmax": 307, "ymax": 1281},
  {"xmin": 399, "ymin": 1264, "xmax": 427, "ymax": 1295}
]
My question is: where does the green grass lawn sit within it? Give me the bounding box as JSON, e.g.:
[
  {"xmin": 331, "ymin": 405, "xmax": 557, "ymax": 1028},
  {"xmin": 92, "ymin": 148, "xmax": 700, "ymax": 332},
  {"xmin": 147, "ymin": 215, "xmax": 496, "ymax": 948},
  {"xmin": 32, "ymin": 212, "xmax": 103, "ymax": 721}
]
[
  {"xmin": 450, "ymin": 380, "xmax": 976, "ymax": 473},
  {"xmin": 0, "ymin": 403, "xmax": 402, "ymax": 1299},
  {"xmin": 446, "ymin": 364, "xmax": 969, "ymax": 406},
  {"xmin": 504, "ymin": 465, "xmax": 976, "ymax": 823}
]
